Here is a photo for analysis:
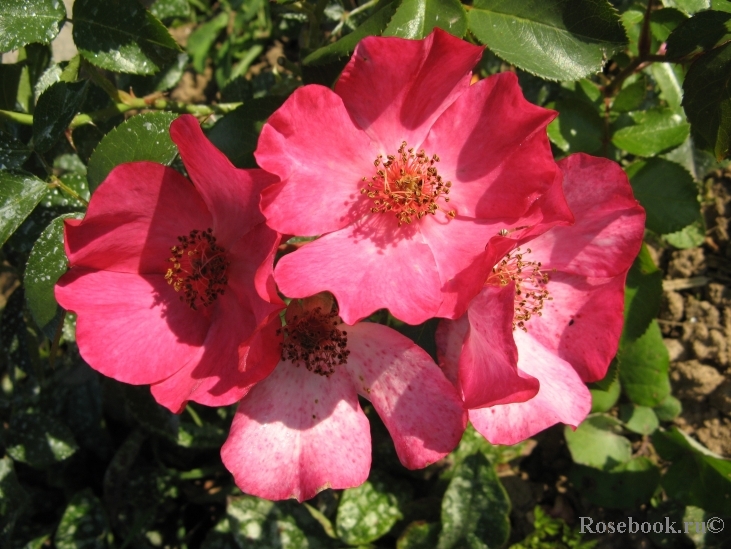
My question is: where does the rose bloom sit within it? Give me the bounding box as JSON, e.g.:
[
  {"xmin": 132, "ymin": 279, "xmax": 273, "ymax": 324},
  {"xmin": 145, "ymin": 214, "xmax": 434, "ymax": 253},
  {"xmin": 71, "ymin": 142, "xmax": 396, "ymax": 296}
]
[
  {"xmin": 55, "ymin": 115, "xmax": 282, "ymax": 413},
  {"xmin": 437, "ymin": 154, "xmax": 646, "ymax": 443},
  {"xmin": 221, "ymin": 293, "xmax": 466, "ymax": 502},
  {"xmin": 256, "ymin": 29, "xmax": 570, "ymax": 326}
]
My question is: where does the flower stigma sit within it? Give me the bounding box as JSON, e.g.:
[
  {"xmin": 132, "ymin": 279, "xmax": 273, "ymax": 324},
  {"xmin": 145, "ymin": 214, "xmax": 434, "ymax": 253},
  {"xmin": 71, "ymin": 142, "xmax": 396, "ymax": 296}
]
[
  {"xmin": 487, "ymin": 247, "xmax": 552, "ymax": 332},
  {"xmin": 361, "ymin": 141, "xmax": 456, "ymax": 226},
  {"xmin": 165, "ymin": 228, "xmax": 229, "ymax": 310},
  {"xmin": 279, "ymin": 300, "xmax": 349, "ymax": 376}
]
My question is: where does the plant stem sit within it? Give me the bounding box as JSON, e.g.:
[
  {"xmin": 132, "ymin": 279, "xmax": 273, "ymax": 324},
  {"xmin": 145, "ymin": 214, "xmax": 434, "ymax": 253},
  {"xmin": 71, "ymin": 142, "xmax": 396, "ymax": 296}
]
[{"xmin": 48, "ymin": 175, "xmax": 89, "ymax": 206}]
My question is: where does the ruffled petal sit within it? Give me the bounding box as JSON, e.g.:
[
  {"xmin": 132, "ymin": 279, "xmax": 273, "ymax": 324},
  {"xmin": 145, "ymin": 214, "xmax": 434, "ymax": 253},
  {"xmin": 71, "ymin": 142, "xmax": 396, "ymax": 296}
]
[
  {"xmin": 149, "ymin": 293, "xmax": 271, "ymax": 412},
  {"xmin": 257, "ymin": 85, "xmax": 377, "ymax": 236},
  {"xmin": 221, "ymin": 363, "xmax": 371, "ymax": 502},
  {"xmin": 65, "ymin": 163, "xmax": 211, "ymax": 273},
  {"xmin": 530, "ymin": 154, "xmax": 645, "ymax": 278},
  {"xmin": 522, "ymin": 271, "xmax": 626, "ymax": 383},
  {"xmin": 274, "ymin": 215, "xmax": 441, "ymax": 325},
  {"xmin": 345, "ymin": 322, "xmax": 466, "ymax": 469},
  {"xmin": 460, "ymin": 284, "xmax": 539, "ymax": 409},
  {"xmin": 421, "ymin": 73, "xmax": 558, "ymax": 220},
  {"xmin": 469, "ymin": 329, "xmax": 591, "ymax": 445},
  {"xmin": 55, "ymin": 269, "xmax": 208, "ymax": 385},
  {"xmin": 335, "ymin": 28, "xmax": 483, "ymax": 150}
]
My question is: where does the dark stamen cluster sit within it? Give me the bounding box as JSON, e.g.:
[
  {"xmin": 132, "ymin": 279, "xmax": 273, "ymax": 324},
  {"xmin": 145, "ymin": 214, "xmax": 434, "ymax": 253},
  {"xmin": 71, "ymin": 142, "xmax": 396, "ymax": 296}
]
[
  {"xmin": 361, "ymin": 141, "xmax": 455, "ymax": 226},
  {"xmin": 165, "ymin": 228, "xmax": 229, "ymax": 310},
  {"xmin": 280, "ymin": 306, "xmax": 349, "ymax": 376}
]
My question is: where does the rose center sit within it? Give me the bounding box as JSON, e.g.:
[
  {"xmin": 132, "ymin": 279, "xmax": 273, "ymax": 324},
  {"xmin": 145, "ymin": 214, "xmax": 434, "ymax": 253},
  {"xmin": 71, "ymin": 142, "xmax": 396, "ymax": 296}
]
[
  {"xmin": 165, "ymin": 228, "xmax": 229, "ymax": 310},
  {"xmin": 486, "ymin": 247, "xmax": 552, "ymax": 332},
  {"xmin": 361, "ymin": 141, "xmax": 455, "ymax": 226},
  {"xmin": 280, "ymin": 305, "xmax": 349, "ymax": 376}
]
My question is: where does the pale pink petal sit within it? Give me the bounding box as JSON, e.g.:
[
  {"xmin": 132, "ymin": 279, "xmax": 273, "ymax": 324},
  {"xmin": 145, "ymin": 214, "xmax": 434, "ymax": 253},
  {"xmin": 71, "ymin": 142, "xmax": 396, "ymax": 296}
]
[
  {"xmin": 435, "ymin": 315, "xmax": 469, "ymax": 387},
  {"xmin": 345, "ymin": 322, "xmax": 466, "ymax": 469},
  {"xmin": 257, "ymin": 85, "xmax": 377, "ymax": 236},
  {"xmin": 421, "ymin": 73, "xmax": 558, "ymax": 220},
  {"xmin": 55, "ymin": 269, "xmax": 208, "ymax": 385},
  {"xmin": 460, "ymin": 284, "xmax": 539, "ymax": 409},
  {"xmin": 529, "ymin": 154, "xmax": 645, "ymax": 278},
  {"xmin": 523, "ymin": 271, "xmax": 626, "ymax": 382},
  {"xmin": 149, "ymin": 293, "xmax": 271, "ymax": 412},
  {"xmin": 336, "ymin": 28, "xmax": 483, "ymax": 149},
  {"xmin": 221, "ymin": 363, "xmax": 370, "ymax": 502},
  {"xmin": 470, "ymin": 329, "xmax": 591, "ymax": 445},
  {"xmin": 170, "ymin": 115, "xmax": 277, "ymax": 245},
  {"xmin": 65, "ymin": 163, "xmax": 211, "ymax": 273},
  {"xmin": 274, "ymin": 215, "xmax": 441, "ymax": 325}
]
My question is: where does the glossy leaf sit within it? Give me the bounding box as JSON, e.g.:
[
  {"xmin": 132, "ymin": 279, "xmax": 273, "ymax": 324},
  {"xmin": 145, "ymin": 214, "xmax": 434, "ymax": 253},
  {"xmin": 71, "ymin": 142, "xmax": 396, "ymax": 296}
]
[
  {"xmin": 25, "ymin": 213, "xmax": 82, "ymax": 339},
  {"xmin": 546, "ymin": 98, "xmax": 604, "ymax": 154},
  {"xmin": 467, "ymin": 0, "xmax": 627, "ymax": 81},
  {"xmin": 151, "ymin": 0, "xmax": 191, "ymax": 21},
  {"xmin": 650, "ymin": 62, "xmax": 684, "ymax": 111},
  {"xmin": 86, "ymin": 111, "xmax": 179, "ymax": 192},
  {"xmin": 0, "ymin": 171, "xmax": 48, "ymax": 247},
  {"xmin": 663, "ymin": 0, "xmax": 711, "ymax": 16},
  {"xmin": 683, "ymin": 41, "xmax": 731, "ymax": 160},
  {"xmin": 619, "ymin": 404, "xmax": 659, "ymax": 435},
  {"xmin": 336, "ymin": 477, "xmax": 403, "ymax": 545},
  {"xmin": 303, "ymin": 1, "xmax": 398, "ymax": 66},
  {"xmin": 33, "ymin": 80, "xmax": 87, "ymax": 153},
  {"xmin": 72, "ymin": 0, "xmax": 181, "ymax": 75},
  {"xmin": 54, "ymin": 489, "xmax": 109, "ymax": 549},
  {"xmin": 0, "ymin": 130, "xmax": 31, "ymax": 169},
  {"xmin": 618, "ymin": 320, "xmax": 671, "ymax": 407},
  {"xmin": 383, "ymin": 0, "xmax": 467, "ymax": 39},
  {"xmin": 667, "ymin": 10, "xmax": 731, "ymax": 60},
  {"xmin": 5, "ymin": 410, "xmax": 78, "ymax": 468},
  {"xmin": 0, "ymin": 0, "xmax": 66, "ymax": 52},
  {"xmin": 626, "ymin": 157, "xmax": 700, "ymax": 235},
  {"xmin": 650, "ymin": 7, "xmax": 688, "ymax": 43},
  {"xmin": 564, "ymin": 414, "xmax": 632, "ymax": 470},
  {"xmin": 568, "ymin": 457, "xmax": 661, "ymax": 509},
  {"xmin": 437, "ymin": 453, "xmax": 510, "ymax": 549},
  {"xmin": 612, "ymin": 108, "xmax": 690, "ymax": 156},
  {"xmin": 623, "ymin": 244, "xmax": 663, "ymax": 342}
]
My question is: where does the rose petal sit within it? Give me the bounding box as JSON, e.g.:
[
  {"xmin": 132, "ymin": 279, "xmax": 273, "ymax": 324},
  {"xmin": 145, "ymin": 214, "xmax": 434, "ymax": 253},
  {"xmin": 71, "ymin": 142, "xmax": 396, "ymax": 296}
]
[
  {"xmin": 336, "ymin": 28, "xmax": 483, "ymax": 150},
  {"xmin": 470, "ymin": 329, "xmax": 591, "ymax": 445},
  {"xmin": 435, "ymin": 315, "xmax": 469, "ymax": 387},
  {"xmin": 55, "ymin": 269, "xmax": 208, "ymax": 384},
  {"xmin": 345, "ymin": 322, "xmax": 466, "ymax": 469},
  {"xmin": 221, "ymin": 362, "xmax": 370, "ymax": 502},
  {"xmin": 65, "ymin": 163, "xmax": 212, "ymax": 273}
]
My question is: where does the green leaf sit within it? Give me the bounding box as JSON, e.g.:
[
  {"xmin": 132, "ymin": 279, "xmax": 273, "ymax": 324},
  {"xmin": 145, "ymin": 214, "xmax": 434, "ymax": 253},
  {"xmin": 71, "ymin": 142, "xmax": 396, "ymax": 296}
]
[
  {"xmin": 650, "ymin": 7, "xmax": 688, "ymax": 43},
  {"xmin": 32, "ymin": 80, "xmax": 87, "ymax": 153},
  {"xmin": 713, "ymin": 0, "xmax": 731, "ymax": 13},
  {"xmin": 5, "ymin": 410, "xmax": 78, "ymax": 468},
  {"xmin": 663, "ymin": 0, "xmax": 711, "ymax": 16},
  {"xmin": 122, "ymin": 52, "xmax": 189, "ymax": 96},
  {"xmin": 612, "ymin": 76, "xmax": 647, "ymax": 113},
  {"xmin": 303, "ymin": 1, "xmax": 398, "ymax": 66},
  {"xmin": 383, "ymin": 0, "xmax": 467, "ymax": 39},
  {"xmin": 187, "ymin": 12, "xmax": 229, "ymax": 73},
  {"xmin": 0, "ymin": 130, "xmax": 31, "ymax": 169},
  {"xmin": 663, "ymin": 214, "xmax": 706, "ymax": 248},
  {"xmin": 547, "ymin": 98, "xmax": 604, "ymax": 154},
  {"xmin": 25, "ymin": 213, "xmax": 82, "ymax": 338},
  {"xmin": 72, "ymin": 0, "xmax": 181, "ymax": 75},
  {"xmin": 590, "ymin": 372, "xmax": 620, "ymax": 413},
  {"xmin": 176, "ymin": 422, "xmax": 227, "ymax": 449},
  {"xmin": 619, "ymin": 404, "xmax": 659, "ymax": 434},
  {"xmin": 0, "ymin": 456, "xmax": 31, "ymax": 544},
  {"xmin": 667, "ymin": 10, "xmax": 731, "ymax": 60},
  {"xmin": 0, "ymin": 0, "xmax": 66, "ymax": 52},
  {"xmin": 397, "ymin": 522, "xmax": 440, "ymax": 549},
  {"xmin": 54, "ymin": 489, "xmax": 109, "ymax": 549},
  {"xmin": 649, "ymin": 62, "xmax": 684, "ymax": 111},
  {"xmin": 618, "ymin": 320, "xmax": 671, "ymax": 407},
  {"xmin": 682, "ymin": 40, "xmax": 731, "ymax": 160},
  {"xmin": 623, "ymin": 244, "xmax": 663, "ymax": 341},
  {"xmin": 437, "ymin": 453, "xmax": 510, "ymax": 549},
  {"xmin": 206, "ymin": 98, "xmax": 284, "ymax": 168},
  {"xmin": 336, "ymin": 476, "xmax": 403, "ymax": 545},
  {"xmin": 123, "ymin": 385, "xmax": 180, "ymax": 439},
  {"xmin": 568, "ymin": 457, "xmax": 661, "ymax": 509},
  {"xmin": 151, "ymin": 0, "xmax": 191, "ymax": 21},
  {"xmin": 564, "ymin": 414, "xmax": 632, "ymax": 470},
  {"xmin": 626, "ymin": 157, "xmax": 700, "ymax": 235},
  {"xmin": 612, "ymin": 108, "xmax": 690, "ymax": 156},
  {"xmin": 86, "ymin": 111, "xmax": 179, "ymax": 192},
  {"xmin": 653, "ymin": 428, "xmax": 731, "ymax": 516},
  {"xmin": 0, "ymin": 171, "xmax": 48, "ymax": 247},
  {"xmin": 654, "ymin": 393, "xmax": 683, "ymax": 421},
  {"xmin": 467, "ymin": 0, "xmax": 627, "ymax": 81}
]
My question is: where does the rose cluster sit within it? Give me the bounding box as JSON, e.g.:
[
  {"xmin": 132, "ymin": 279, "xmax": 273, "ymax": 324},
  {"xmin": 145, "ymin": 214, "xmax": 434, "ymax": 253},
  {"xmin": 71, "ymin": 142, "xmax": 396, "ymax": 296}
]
[{"xmin": 55, "ymin": 29, "xmax": 645, "ymax": 502}]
